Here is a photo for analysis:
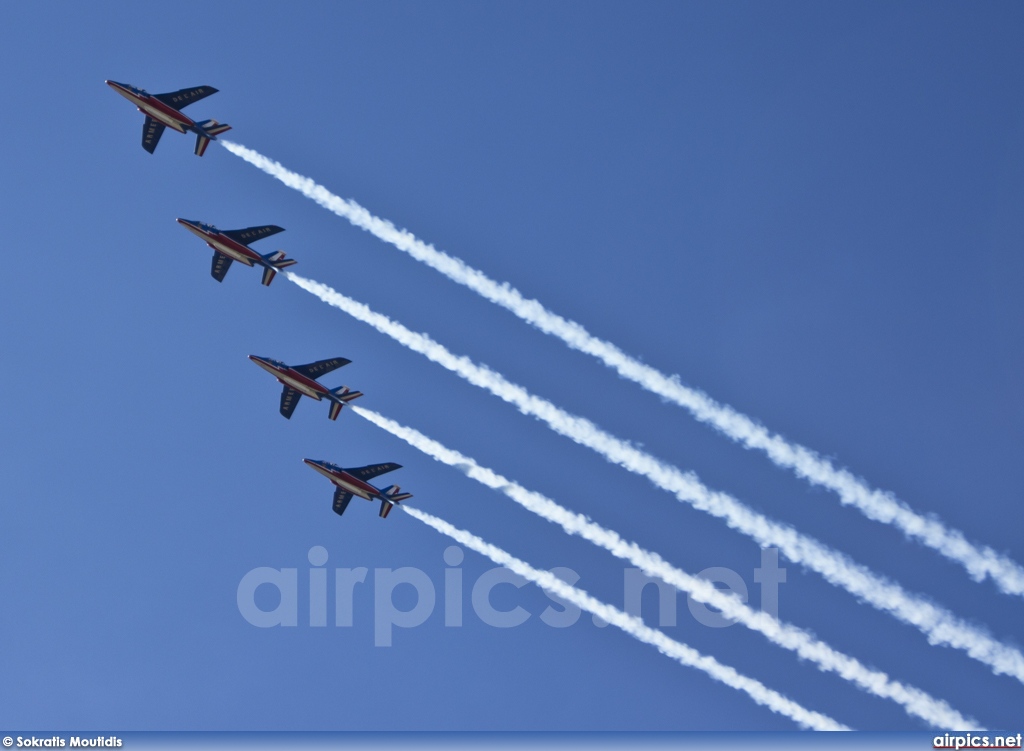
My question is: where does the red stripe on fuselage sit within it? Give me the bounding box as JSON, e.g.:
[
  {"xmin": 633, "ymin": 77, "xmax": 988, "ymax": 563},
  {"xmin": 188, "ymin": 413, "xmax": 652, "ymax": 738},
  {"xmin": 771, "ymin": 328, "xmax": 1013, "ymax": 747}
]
[
  {"xmin": 200, "ymin": 232, "xmax": 262, "ymax": 265},
  {"xmin": 140, "ymin": 95, "xmax": 196, "ymax": 129},
  {"xmin": 117, "ymin": 89, "xmax": 192, "ymax": 132},
  {"xmin": 251, "ymin": 358, "xmax": 328, "ymax": 399},
  {"xmin": 328, "ymin": 471, "xmax": 378, "ymax": 499},
  {"xmin": 277, "ymin": 368, "xmax": 329, "ymax": 399}
]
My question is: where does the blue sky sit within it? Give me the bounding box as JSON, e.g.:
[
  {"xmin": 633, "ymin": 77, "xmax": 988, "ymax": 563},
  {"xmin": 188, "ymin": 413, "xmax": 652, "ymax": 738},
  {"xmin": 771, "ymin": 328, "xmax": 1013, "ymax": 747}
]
[{"xmin": 1, "ymin": 0, "xmax": 1022, "ymax": 732}]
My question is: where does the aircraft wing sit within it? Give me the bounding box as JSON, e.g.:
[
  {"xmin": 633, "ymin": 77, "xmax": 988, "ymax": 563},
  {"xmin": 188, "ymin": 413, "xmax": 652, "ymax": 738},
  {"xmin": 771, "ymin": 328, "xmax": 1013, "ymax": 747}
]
[
  {"xmin": 332, "ymin": 487, "xmax": 354, "ymax": 516},
  {"xmin": 211, "ymin": 252, "xmax": 233, "ymax": 282},
  {"xmin": 141, "ymin": 117, "xmax": 165, "ymax": 153},
  {"xmin": 153, "ymin": 86, "xmax": 218, "ymax": 109},
  {"xmin": 280, "ymin": 387, "xmax": 302, "ymax": 419},
  {"xmin": 293, "ymin": 358, "xmax": 351, "ymax": 379},
  {"xmin": 221, "ymin": 225, "xmax": 286, "ymax": 245},
  {"xmin": 347, "ymin": 463, "xmax": 402, "ymax": 482}
]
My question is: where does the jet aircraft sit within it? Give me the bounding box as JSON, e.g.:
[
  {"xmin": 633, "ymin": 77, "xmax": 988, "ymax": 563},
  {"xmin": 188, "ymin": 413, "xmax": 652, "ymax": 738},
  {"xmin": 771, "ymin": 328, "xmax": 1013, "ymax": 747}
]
[
  {"xmin": 177, "ymin": 219, "xmax": 297, "ymax": 286},
  {"xmin": 249, "ymin": 355, "xmax": 363, "ymax": 420},
  {"xmin": 303, "ymin": 459, "xmax": 413, "ymax": 519},
  {"xmin": 106, "ymin": 80, "xmax": 231, "ymax": 156}
]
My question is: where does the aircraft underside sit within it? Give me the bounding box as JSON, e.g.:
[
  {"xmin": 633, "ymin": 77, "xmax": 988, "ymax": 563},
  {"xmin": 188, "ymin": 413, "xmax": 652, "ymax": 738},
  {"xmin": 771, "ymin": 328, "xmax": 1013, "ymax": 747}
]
[
  {"xmin": 137, "ymin": 103, "xmax": 189, "ymax": 132},
  {"xmin": 208, "ymin": 242, "xmax": 257, "ymax": 265},
  {"xmin": 333, "ymin": 480, "xmax": 374, "ymax": 501},
  {"xmin": 277, "ymin": 375, "xmax": 323, "ymax": 399}
]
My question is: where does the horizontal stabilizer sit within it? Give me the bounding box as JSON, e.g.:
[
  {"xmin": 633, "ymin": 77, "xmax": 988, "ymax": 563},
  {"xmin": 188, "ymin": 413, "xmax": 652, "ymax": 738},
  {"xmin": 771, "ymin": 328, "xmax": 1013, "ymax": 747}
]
[
  {"xmin": 195, "ymin": 134, "xmax": 211, "ymax": 157},
  {"xmin": 327, "ymin": 383, "xmax": 364, "ymax": 418},
  {"xmin": 197, "ymin": 118, "xmax": 232, "ymax": 137},
  {"xmin": 326, "ymin": 386, "xmax": 363, "ymax": 418},
  {"xmin": 333, "ymin": 487, "xmax": 354, "ymax": 516},
  {"xmin": 263, "ymin": 250, "xmax": 298, "ymax": 269},
  {"xmin": 331, "ymin": 385, "xmax": 364, "ymax": 403},
  {"xmin": 261, "ymin": 250, "xmax": 283, "ymax": 265},
  {"xmin": 260, "ymin": 250, "xmax": 297, "ymax": 286},
  {"xmin": 381, "ymin": 484, "xmax": 413, "ymax": 502},
  {"xmin": 194, "ymin": 120, "xmax": 231, "ymax": 155},
  {"xmin": 379, "ymin": 500, "xmax": 393, "ymax": 519}
]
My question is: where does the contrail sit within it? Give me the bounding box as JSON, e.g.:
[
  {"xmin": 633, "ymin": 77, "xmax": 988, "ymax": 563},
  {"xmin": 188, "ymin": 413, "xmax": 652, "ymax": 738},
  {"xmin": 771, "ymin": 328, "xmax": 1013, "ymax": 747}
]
[
  {"xmin": 355, "ymin": 405, "xmax": 976, "ymax": 729},
  {"xmin": 285, "ymin": 270, "xmax": 1024, "ymax": 685},
  {"xmin": 220, "ymin": 139, "xmax": 1024, "ymax": 600},
  {"xmin": 402, "ymin": 505, "xmax": 850, "ymax": 731}
]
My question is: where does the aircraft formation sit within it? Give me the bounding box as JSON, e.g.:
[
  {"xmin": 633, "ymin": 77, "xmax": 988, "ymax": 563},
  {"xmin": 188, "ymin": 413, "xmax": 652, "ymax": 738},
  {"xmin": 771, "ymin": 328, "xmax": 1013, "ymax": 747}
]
[
  {"xmin": 109, "ymin": 80, "xmax": 412, "ymax": 521},
  {"xmin": 106, "ymin": 78, "xmax": 1024, "ymax": 732}
]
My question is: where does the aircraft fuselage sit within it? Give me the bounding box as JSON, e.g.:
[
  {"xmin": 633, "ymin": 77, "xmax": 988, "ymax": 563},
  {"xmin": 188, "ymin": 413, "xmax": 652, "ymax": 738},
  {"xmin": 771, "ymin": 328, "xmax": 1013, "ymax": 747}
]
[
  {"xmin": 107, "ymin": 82, "xmax": 195, "ymax": 133},
  {"xmin": 251, "ymin": 359, "xmax": 329, "ymax": 401},
  {"xmin": 177, "ymin": 221, "xmax": 262, "ymax": 267},
  {"xmin": 305, "ymin": 461, "xmax": 379, "ymax": 500}
]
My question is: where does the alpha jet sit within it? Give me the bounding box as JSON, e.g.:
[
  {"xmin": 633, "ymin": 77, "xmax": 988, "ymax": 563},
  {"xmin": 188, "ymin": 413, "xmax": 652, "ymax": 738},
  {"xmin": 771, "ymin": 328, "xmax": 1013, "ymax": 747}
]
[
  {"xmin": 177, "ymin": 219, "xmax": 297, "ymax": 286},
  {"xmin": 106, "ymin": 80, "xmax": 232, "ymax": 156},
  {"xmin": 304, "ymin": 460, "xmax": 413, "ymax": 519},
  {"xmin": 249, "ymin": 355, "xmax": 363, "ymax": 420}
]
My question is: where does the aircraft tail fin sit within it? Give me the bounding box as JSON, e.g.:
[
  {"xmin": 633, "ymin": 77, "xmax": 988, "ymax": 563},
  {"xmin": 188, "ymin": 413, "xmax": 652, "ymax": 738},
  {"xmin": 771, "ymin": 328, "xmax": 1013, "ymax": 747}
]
[
  {"xmin": 327, "ymin": 386, "xmax": 364, "ymax": 420},
  {"xmin": 379, "ymin": 485, "xmax": 411, "ymax": 518},
  {"xmin": 193, "ymin": 119, "xmax": 232, "ymax": 156},
  {"xmin": 260, "ymin": 250, "xmax": 298, "ymax": 286}
]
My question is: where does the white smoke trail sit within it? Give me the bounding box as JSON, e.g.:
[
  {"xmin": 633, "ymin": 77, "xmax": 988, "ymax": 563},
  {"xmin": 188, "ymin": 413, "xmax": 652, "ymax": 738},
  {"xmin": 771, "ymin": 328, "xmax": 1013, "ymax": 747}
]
[
  {"xmin": 355, "ymin": 405, "xmax": 976, "ymax": 729},
  {"xmin": 402, "ymin": 505, "xmax": 850, "ymax": 731},
  {"xmin": 220, "ymin": 140, "xmax": 1024, "ymax": 600},
  {"xmin": 285, "ymin": 271, "xmax": 1024, "ymax": 685}
]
